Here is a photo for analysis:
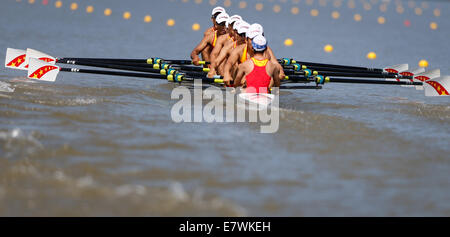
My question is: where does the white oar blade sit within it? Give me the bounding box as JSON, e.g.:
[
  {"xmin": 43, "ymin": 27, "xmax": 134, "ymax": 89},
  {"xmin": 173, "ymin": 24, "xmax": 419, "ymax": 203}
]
[
  {"xmin": 413, "ymin": 69, "xmax": 440, "ymax": 90},
  {"xmin": 400, "ymin": 68, "xmax": 425, "ymax": 87},
  {"xmin": 383, "ymin": 64, "xmax": 408, "ymax": 74},
  {"xmin": 24, "ymin": 48, "xmax": 56, "ymax": 69},
  {"xmin": 424, "ymin": 76, "xmax": 450, "ymax": 97},
  {"xmin": 5, "ymin": 48, "xmax": 27, "ymax": 70},
  {"xmin": 27, "ymin": 58, "xmax": 60, "ymax": 82}
]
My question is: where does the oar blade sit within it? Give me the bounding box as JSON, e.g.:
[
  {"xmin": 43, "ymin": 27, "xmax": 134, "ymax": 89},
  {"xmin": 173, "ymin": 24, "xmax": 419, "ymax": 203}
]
[
  {"xmin": 25, "ymin": 48, "xmax": 56, "ymax": 69},
  {"xmin": 383, "ymin": 64, "xmax": 408, "ymax": 74},
  {"xmin": 424, "ymin": 76, "xmax": 450, "ymax": 97},
  {"xmin": 5, "ymin": 48, "xmax": 27, "ymax": 70},
  {"xmin": 27, "ymin": 58, "xmax": 60, "ymax": 82},
  {"xmin": 413, "ymin": 69, "xmax": 440, "ymax": 90}
]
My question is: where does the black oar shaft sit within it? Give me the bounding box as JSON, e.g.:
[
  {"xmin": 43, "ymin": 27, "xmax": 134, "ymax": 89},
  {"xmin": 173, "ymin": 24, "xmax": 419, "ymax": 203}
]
[
  {"xmin": 58, "ymin": 58, "xmax": 210, "ymax": 65},
  {"xmin": 281, "ymin": 59, "xmax": 383, "ymax": 72},
  {"xmin": 328, "ymin": 77, "xmax": 422, "ymax": 85},
  {"xmin": 287, "ymin": 75, "xmax": 422, "ymax": 86},
  {"xmin": 58, "ymin": 59, "xmax": 163, "ymax": 74},
  {"xmin": 284, "ymin": 65, "xmax": 389, "ymax": 74},
  {"xmin": 59, "ymin": 58, "xmax": 148, "ymax": 64},
  {"xmin": 58, "ymin": 67, "xmax": 221, "ymax": 84},
  {"xmin": 59, "ymin": 68, "xmax": 167, "ymax": 79}
]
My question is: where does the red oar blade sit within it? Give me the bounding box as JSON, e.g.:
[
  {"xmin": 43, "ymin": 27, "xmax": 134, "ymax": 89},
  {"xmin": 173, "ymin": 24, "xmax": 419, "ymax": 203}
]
[
  {"xmin": 413, "ymin": 69, "xmax": 440, "ymax": 90},
  {"xmin": 424, "ymin": 76, "xmax": 450, "ymax": 97},
  {"xmin": 27, "ymin": 58, "xmax": 60, "ymax": 82},
  {"xmin": 383, "ymin": 64, "xmax": 408, "ymax": 74},
  {"xmin": 24, "ymin": 48, "xmax": 56, "ymax": 69},
  {"xmin": 5, "ymin": 48, "xmax": 27, "ymax": 70}
]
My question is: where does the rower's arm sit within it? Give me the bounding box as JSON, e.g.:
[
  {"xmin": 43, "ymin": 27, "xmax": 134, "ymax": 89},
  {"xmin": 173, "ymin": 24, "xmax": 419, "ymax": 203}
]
[
  {"xmin": 267, "ymin": 47, "xmax": 286, "ymax": 79},
  {"xmin": 223, "ymin": 48, "xmax": 241, "ymax": 84},
  {"xmin": 272, "ymin": 62, "xmax": 281, "ymax": 87},
  {"xmin": 209, "ymin": 38, "xmax": 225, "ymax": 70},
  {"xmin": 234, "ymin": 63, "xmax": 247, "ymax": 87},
  {"xmin": 210, "ymin": 44, "xmax": 231, "ymax": 74},
  {"xmin": 190, "ymin": 34, "xmax": 212, "ymax": 66}
]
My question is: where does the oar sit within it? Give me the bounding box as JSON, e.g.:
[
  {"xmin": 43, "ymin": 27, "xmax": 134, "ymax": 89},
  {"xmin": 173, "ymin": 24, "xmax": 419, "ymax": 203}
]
[
  {"xmin": 280, "ymin": 58, "xmax": 403, "ymax": 73},
  {"xmin": 284, "ymin": 68, "xmax": 412, "ymax": 79},
  {"xmin": 284, "ymin": 63, "xmax": 408, "ymax": 76},
  {"xmin": 26, "ymin": 58, "xmax": 222, "ymax": 84},
  {"xmin": 59, "ymin": 57, "xmax": 209, "ymax": 66},
  {"xmin": 284, "ymin": 74, "xmax": 449, "ymax": 96},
  {"xmin": 57, "ymin": 58, "xmax": 210, "ymax": 78}
]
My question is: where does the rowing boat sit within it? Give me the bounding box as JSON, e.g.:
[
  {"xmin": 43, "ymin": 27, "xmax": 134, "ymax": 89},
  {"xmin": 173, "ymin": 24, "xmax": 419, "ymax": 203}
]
[{"xmin": 4, "ymin": 48, "xmax": 450, "ymax": 98}]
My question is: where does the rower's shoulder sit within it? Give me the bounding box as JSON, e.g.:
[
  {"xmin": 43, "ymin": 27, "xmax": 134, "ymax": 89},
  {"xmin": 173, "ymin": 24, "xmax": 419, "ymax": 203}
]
[
  {"xmin": 216, "ymin": 34, "xmax": 229, "ymax": 42},
  {"xmin": 232, "ymin": 44, "xmax": 246, "ymax": 53},
  {"xmin": 203, "ymin": 27, "xmax": 214, "ymax": 36}
]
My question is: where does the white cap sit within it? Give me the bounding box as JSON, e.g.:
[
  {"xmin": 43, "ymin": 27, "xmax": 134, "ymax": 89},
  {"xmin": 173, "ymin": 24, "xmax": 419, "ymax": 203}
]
[
  {"xmin": 211, "ymin": 6, "xmax": 225, "ymax": 17},
  {"xmin": 226, "ymin": 15, "xmax": 242, "ymax": 27},
  {"xmin": 215, "ymin": 12, "xmax": 229, "ymax": 25},
  {"xmin": 237, "ymin": 22, "xmax": 250, "ymax": 35},
  {"xmin": 233, "ymin": 20, "xmax": 248, "ymax": 30},
  {"xmin": 251, "ymin": 35, "xmax": 267, "ymax": 51},
  {"xmin": 246, "ymin": 23, "xmax": 264, "ymax": 39}
]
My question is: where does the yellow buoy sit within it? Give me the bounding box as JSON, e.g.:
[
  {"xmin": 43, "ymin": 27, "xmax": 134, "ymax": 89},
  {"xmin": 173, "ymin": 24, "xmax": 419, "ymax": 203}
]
[
  {"xmin": 167, "ymin": 19, "xmax": 175, "ymax": 27},
  {"xmin": 332, "ymin": 11, "xmax": 340, "ymax": 19},
  {"xmin": 192, "ymin": 23, "xmax": 201, "ymax": 31},
  {"xmin": 123, "ymin": 11, "xmax": 131, "ymax": 20},
  {"xmin": 418, "ymin": 60, "xmax": 429, "ymax": 68},
  {"xmin": 28, "ymin": 0, "xmax": 35, "ymax": 4},
  {"xmin": 144, "ymin": 15, "xmax": 152, "ymax": 23},
  {"xmin": 291, "ymin": 7, "xmax": 299, "ymax": 15},
  {"xmin": 104, "ymin": 8, "xmax": 112, "ymax": 16},
  {"xmin": 55, "ymin": 0, "xmax": 62, "ymax": 8},
  {"xmin": 415, "ymin": 7, "xmax": 423, "ymax": 15},
  {"xmin": 367, "ymin": 52, "xmax": 377, "ymax": 60},
  {"xmin": 306, "ymin": 0, "xmax": 313, "ymax": 6},
  {"xmin": 396, "ymin": 6, "xmax": 404, "ymax": 14},
  {"xmin": 354, "ymin": 14, "xmax": 362, "ymax": 22},
  {"xmin": 273, "ymin": 5, "xmax": 281, "ymax": 13},
  {"xmin": 433, "ymin": 8, "xmax": 441, "ymax": 17},
  {"xmin": 310, "ymin": 9, "xmax": 319, "ymax": 17},
  {"xmin": 86, "ymin": 6, "xmax": 94, "ymax": 13},
  {"xmin": 284, "ymin": 38, "xmax": 294, "ymax": 47},
  {"xmin": 324, "ymin": 44, "xmax": 334, "ymax": 53},
  {"xmin": 377, "ymin": 16, "xmax": 386, "ymax": 24},
  {"xmin": 195, "ymin": 0, "xmax": 202, "ymax": 3},
  {"xmin": 364, "ymin": 3, "xmax": 371, "ymax": 11},
  {"xmin": 224, "ymin": 0, "xmax": 231, "ymax": 7},
  {"xmin": 429, "ymin": 22, "xmax": 438, "ymax": 30},
  {"xmin": 239, "ymin": 1, "xmax": 247, "ymax": 9},
  {"xmin": 209, "ymin": 0, "xmax": 217, "ymax": 6},
  {"xmin": 255, "ymin": 3, "xmax": 264, "ymax": 11},
  {"xmin": 70, "ymin": 2, "xmax": 78, "ymax": 11}
]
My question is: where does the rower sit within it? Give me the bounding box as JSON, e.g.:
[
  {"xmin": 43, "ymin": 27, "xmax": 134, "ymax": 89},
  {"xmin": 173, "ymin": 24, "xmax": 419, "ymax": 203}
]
[
  {"xmin": 208, "ymin": 15, "xmax": 242, "ymax": 75},
  {"xmin": 245, "ymin": 24, "xmax": 285, "ymax": 81},
  {"xmin": 221, "ymin": 23, "xmax": 265, "ymax": 85},
  {"xmin": 190, "ymin": 11, "xmax": 229, "ymax": 66},
  {"xmin": 234, "ymin": 35, "xmax": 281, "ymax": 93},
  {"xmin": 208, "ymin": 18, "xmax": 248, "ymax": 77},
  {"xmin": 204, "ymin": 6, "xmax": 226, "ymax": 37}
]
